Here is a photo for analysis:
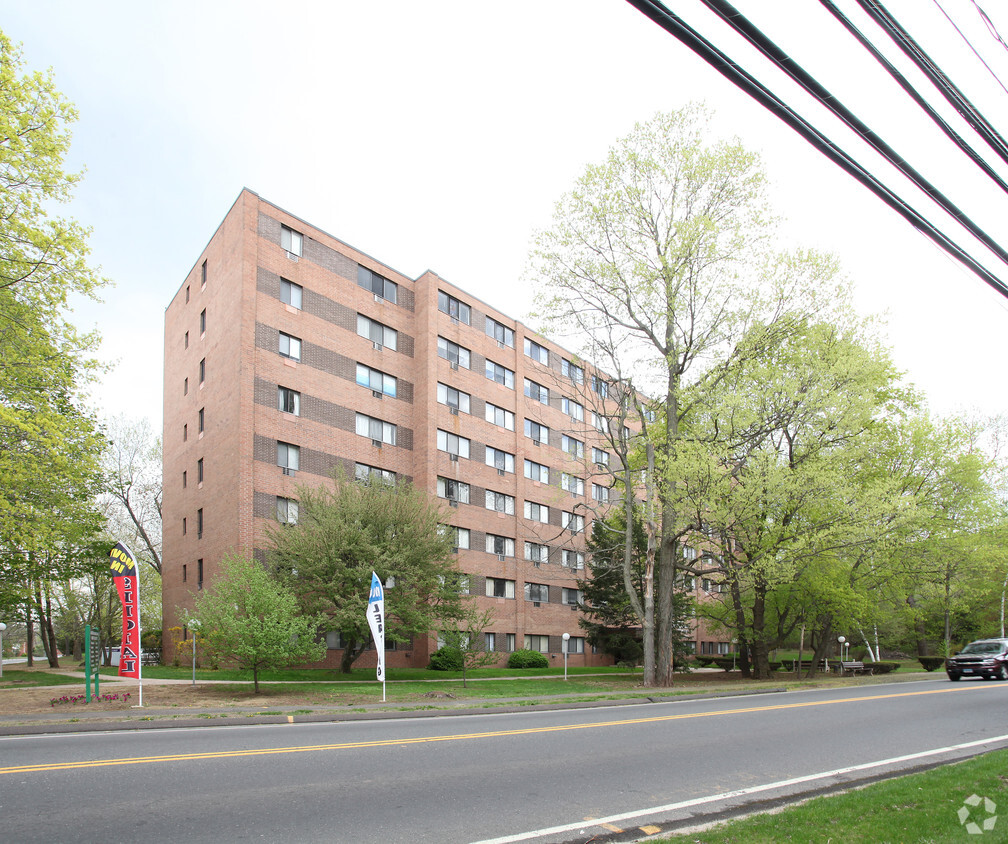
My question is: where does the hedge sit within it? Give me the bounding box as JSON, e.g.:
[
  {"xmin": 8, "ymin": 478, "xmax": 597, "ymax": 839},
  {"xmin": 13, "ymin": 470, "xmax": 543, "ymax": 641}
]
[
  {"xmin": 918, "ymin": 656, "xmax": 946, "ymax": 672},
  {"xmin": 508, "ymin": 649, "xmax": 549, "ymax": 669}
]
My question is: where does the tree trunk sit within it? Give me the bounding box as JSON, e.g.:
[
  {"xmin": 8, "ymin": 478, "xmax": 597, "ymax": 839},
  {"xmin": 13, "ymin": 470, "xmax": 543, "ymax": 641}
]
[
  {"xmin": 906, "ymin": 595, "xmax": 930, "ymax": 657},
  {"xmin": 750, "ymin": 581, "xmax": 769, "ymax": 679},
  {"xmin": 339, "ymin": 639, "xmax": 367, "ymax": 673},
  {"xmin": 729, "ymin": 575, "xmax": 752, "ymax": 678},
  {"xmin": 253, "ymin": 665, "xmax": 260, "ymax": 693},
  {"xmin": 25, "ymin": 599, "xmax": 34, "ymax": 668}
]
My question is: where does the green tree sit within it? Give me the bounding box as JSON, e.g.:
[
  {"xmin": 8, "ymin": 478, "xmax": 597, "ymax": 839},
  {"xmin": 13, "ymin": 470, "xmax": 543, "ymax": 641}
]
[
  {"xmin": 436, "ymin": 604, "xmax": 498, "ymax": 687},
  {"xmin": 268, "ymin": 472, "xmax": 464, "ymax": 673},
  {"xmin": 0, "ymin": 31, "xmax": 108, "ymax": 659},
  {"xmin": 193, "ymin": 553, "xmax": 325, "ymax": 693},
  {"xmin": 531, "ymin": 105, "xmax": 846, "ymax": 685}
]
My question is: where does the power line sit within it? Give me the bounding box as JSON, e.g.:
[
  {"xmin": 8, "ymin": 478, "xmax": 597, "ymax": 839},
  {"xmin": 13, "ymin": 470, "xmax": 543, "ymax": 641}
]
[
  {"xmin": 623, "ymin": 0, "xmax": 1008, "ymax": 299},
  {"xmin": 698, "ymin": 0, "xmax": 1008, "ymax": 271},
  {"xmin": 932, "ymin": 0, "xmax": 1008, "ymax": 97}
]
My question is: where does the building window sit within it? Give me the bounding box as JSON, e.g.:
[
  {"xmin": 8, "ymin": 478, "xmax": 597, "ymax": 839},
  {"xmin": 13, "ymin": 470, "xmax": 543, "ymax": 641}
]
[
  {"xmin": 524, "ymin": 378, "xmax": 549, "ymax": 405},
  {"xmin": 197, "ymin": 558, "xmax": 203, "ymax": 589},
  {"xmin": 197, "ymin": 458, "xmax": 204, "ymax": 484},
  {"xmin": 197, "ymin": 508, "xmax": 204, "ymax": 539},
  {"xmin": 357, "ymin": 265, "xmax": 397, "ymax": 303},
  {"xmin": 524, "ymin": 501, "xmax": 549, "ymax": 524},
  {"xmin": 184, "ymin": 377, "xmax": 188, "ymax": 395},
  {"xmin": 562, "ymin": 473, "xmax": 584, "ymax": 496},
  {"xmin": 485, "ymin": 446, "xmax": 515, "ymax": 474},
  {"xmin": 451, "ymin": 526, "xmax": 470, "ymax": 550},
  {"xmin": 507, "ymin": 633, "xmax": 516, "ymax": 652},
  {"xmin": 524, "ymin": 459, "xmax": 549, "ymax": 483},
  {"xmin": 592, "ymin": 483, "xmax": 610, "ymax": 502},
  {"xmin": 486, "ymin": 577, "xmax": 515, "ymax": 599},
  {"xmin": 566, "ymin": 637, "xmax": 585, "ymax": 654},
  {"xmin": 280, "ymin": 278, "xmax": 303, "ymax": 309},
  {"xmin": 437, "ymin": 382, "xmax": 470, "ymax": 414},
  {"xmin": 562, "ymin": 435, "xmax": 584, "ymax": 459},
  {"xmin": 484, "ymin": 490, "xmax": 515, "ymax": 515},
  {"xmin": 185, "ymin": 285, "xmax": 190, "ymax": 303},
  {"xmin": 485, "ymin": 534, "xmax": 514, "ymax": 557},
  {"xmin": 591, "ymin": 412, "xmax": 606, "ymax": 432},
  {"xmin": 563, "ymin": 587, "xmax": 582, "ymax": 606},
  {"xmin": 524, "ymin": 419, "xmax": 549, "ymax": 444},
  {"xmin": 485, "ymin": 360, "xmax": 514, "ymax": 389},
  {"xmin": 592, "ymin": 375, "xmax": 608, "ymax": 398},
  {"xmin": 684, "ymin": 546, "xmax": 697, "ymax": 561},
  {"xmin": 437, "ymin": 429, "xmax": 470, "ymax": 459},
  {"xmin": 199, "ymin": 358, "xmax": 205, "ymax": 385},
  {"xmin": 437, "ymin": 336, "xmax": 471, "ymax": 369},
  {"xmin": 525, "ymin": 634, "xmax": 549, "ymax": 654},
  {"xmin": 184, "ymin": 330, "xmax": 189, "ymax": 349},
  {"xmin": 437, "ymin": 477, "xmax": 470, "ymax": 504},
  {"xmin": 485, "ymin": 402, "xmax": 514, "ymax": 431},
  {"xmin": 562, "ymin": 358, "xmax": 584, "ymax": 384},
  {"xmin": 198, "ymin": 407, "xmax": 205, "ymax": 433},
  {"xmin": 201, "ymin": 260, "xmax": 207, "ymax": 287},
  {"xmin": 183, "ymin": 423, "xmax": 188, "ymax": 442},
  {"xmin": 525, "ymin": 542, "xmax": 549, "ymax": 563},
  {"xmin": 200, "ymin": 309, "xmax": 206, "ymax": 335},
  {"xmin": 562, "ymin": 550, "xmax": 585, "ymax": 570},
  {"xmin": 182, "ymin": 470, "xmax": 187, "ymax": 489},
  {"xmin": 355, "ymin": 463, "xmax": 395, "ymax": 484},
  {"xmin": 355, "ymin": 413, "xmax": 397, "ymax": 445},
  {"xmin": 281, "ymin": 225, "xmax": 303, "ymax": 257},
  {"xmin": 562, "ymin": 397, "xmax": 584, "ymax": 422},
  {"xmin": 485, "ymin": 316, "xmax": 514, "ymax": 348},
  {"xmin": 277, "ymin": 441, "xmax": 300, "ymax": 475},
  {"xmin": 485, "ymin": 632, "xmax": 496, "ymax": 651},
  {"xmin": 279, "ymin": 331, "xmax": 301, "ymax": 361},
  {"xmin": 562, "ymin": 511, "xmax": 584, "ymax": 534},
  {"xmin": 524, "ymin": 583, "xmax": 549, "ymax": 603},
  {"xmin": 182, "ymin": 563, "xmax": 187, "ymax": 582},
  {"xmin": 276, "ymin": 496, "xmax": 299, "ymax": 524},
  {"xmin": 524, "ymin": 338, "xmax": 549, "ymax": 365},
  {"xmin": 592, "ymin": 447, "xmax": 609, "ymax": 466},
  {"xmin": 356, "ymin": 363, "xmax": 397, "ymax": 397},
  {"xmin": 357, "ymin": 314, "xmax": 397, "ymax": 351},
  {"xmin": 278, "ymin": 386, "xmax": 300, "ymax": 415},
  {"xmin": 438, "ymin": 290, "xmax": 471, "ymax": 324},
  {"xmin": 182, "ymin": 517, "xmax": 187, "ymax": 536}
]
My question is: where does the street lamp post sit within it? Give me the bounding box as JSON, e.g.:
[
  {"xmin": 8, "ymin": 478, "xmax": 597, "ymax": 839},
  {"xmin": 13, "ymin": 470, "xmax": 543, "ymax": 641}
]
[
  {"xmin": 838, "ymin": 636, "xmax": 846, "ymax": 674},
  {"xmin": 0, "ymin": 622, "xmax": 6, "ymax": 679},
  {"xmin": 562, "ymin": 632, "xmax": 570, "ymax": 681},
  {"xmin": 189, "ymin": 619, "xmax": 200, "ymax": 686}
]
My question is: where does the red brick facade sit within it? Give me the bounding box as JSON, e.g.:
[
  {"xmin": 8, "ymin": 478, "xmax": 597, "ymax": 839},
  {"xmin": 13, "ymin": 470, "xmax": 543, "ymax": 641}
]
[{"xmin": 162, "ymin": 190, "xmax": 726, "ymax": 669}]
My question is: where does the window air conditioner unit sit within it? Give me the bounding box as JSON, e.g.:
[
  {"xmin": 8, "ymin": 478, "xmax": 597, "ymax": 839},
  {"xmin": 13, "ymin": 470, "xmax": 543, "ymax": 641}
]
[
  {"xmin": 450, "ymin": 361, "xmax": 459, "ymax": 371},
  {"xmin": 451, "ymin": 316, "xmax": 459, "ymax": 325},
  {"xmin": 532, "ymin": 440, "xmax": 540, "ymax": 447},
  {"xmin": 571, "ymin": 604, "xmax": 578, "ymax": 611},
  {"xmin": 372, "ymin": 439, "xmax": 382, "ymax": 448},
  {"xmin": 533, "ymin": 561, "xmax": 540, "ymax": 568},
  {"xmin": 374, "ymin": 293, "xmax": 382, "ymax": 303},
  {"xmin": 497, "ymin": 554, "xmax": 506, "ymax": 562},
  {"xmin": 282, "ymin": 468, "xmax": 295, "ymax": 476},
  {"xmin": 285, "ymin": 251, "xmax": 299, "ymax": 262},
  {"xmin": 449, "ymin": 499, "xmax": 458, "ymax": 508},
  {"xmin": 452, "ymin": 547, "xmax": 459, "ymax": 554},
  {"xmin": 373, "ymin": 341, "xmax": 382, "ymax": 351},
  {"xmin": 449, "ymin": 406, "xmax": 459, "ymax": 416},
  {"xmin": 533, "ymin": 601, "xmax": 540, "ymax": 608},
  {"xmin": 372, "ymin": 390, "xmax": 382, "ymax": 399},
  {"xmin": 497, "ymin": 468, "xmax": 505, "ymax": 476},
  {"xmin": 450, "ymin": 453, "xmax": 459, "ymax": 462}
]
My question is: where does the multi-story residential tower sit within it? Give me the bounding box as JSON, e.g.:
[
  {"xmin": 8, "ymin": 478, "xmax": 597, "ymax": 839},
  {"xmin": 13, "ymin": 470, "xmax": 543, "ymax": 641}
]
[{"xmin": 162, "ymin": 190, "xmax": 630, "ymax": 670}]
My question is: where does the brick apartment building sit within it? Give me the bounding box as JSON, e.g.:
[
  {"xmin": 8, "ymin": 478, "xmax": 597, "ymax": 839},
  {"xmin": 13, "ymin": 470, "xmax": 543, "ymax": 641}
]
[{"xmin": 162, "ymin": 189, "xmax": 730, "ymax": 670}]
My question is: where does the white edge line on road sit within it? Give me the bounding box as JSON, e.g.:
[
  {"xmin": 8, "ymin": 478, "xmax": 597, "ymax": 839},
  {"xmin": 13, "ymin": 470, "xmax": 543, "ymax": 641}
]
[{"xmin": 470, "ymin": 733, "xmax": 1008, "ymax": 844}]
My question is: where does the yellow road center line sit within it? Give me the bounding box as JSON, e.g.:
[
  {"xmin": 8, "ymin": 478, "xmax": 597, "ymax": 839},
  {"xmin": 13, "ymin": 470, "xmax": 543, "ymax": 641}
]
[{"xmin": 2, "ymin": 684, "xmax": 998, "ymax": 776}]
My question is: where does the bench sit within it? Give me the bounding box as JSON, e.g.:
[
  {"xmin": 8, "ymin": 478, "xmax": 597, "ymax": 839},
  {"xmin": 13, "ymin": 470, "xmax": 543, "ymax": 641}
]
[
  {"xmin": 141, "ymin": 649, "xmax": 161, "ymax": 666},
  {"xmin": 840, "ymin": 660, "xmax": 870, "ymax": 675}
]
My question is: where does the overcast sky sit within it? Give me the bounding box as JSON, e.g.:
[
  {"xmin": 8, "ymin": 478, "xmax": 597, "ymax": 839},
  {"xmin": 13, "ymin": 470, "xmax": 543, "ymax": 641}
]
[{"xmin": 6, "ymin": 1, "xmax": 1008, "ymax": 432}]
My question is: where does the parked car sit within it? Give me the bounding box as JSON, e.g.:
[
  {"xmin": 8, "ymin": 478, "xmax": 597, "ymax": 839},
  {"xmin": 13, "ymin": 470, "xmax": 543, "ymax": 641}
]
[{"xmin": 945, "ymin": 638, "xmax": 1008, "ymax": 681}]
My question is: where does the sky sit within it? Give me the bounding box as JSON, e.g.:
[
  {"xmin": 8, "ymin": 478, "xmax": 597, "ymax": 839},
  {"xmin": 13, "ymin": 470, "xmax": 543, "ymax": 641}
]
[{"xmin": 5, "ymin": 0, "xmax": 1008, "ymax": 432}]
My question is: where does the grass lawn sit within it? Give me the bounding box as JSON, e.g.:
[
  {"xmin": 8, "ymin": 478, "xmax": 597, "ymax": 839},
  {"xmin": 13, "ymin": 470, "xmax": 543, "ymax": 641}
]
[
  {"xmin": 657, "ymin": 747, "xmax": 1008, "ymax": 843},
  {"xmin": 0, "ymin": 669, "xmax": 82, "ymax": 688}
]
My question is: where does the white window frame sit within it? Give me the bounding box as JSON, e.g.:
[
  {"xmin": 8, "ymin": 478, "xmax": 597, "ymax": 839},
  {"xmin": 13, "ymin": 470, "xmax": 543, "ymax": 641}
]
[
  {"xmin": 485, "ymin": 360, "xmax": 514, "ymax": 388},
  {"xmin": 485, "ymin": 447, "xmax": 515, "ymax": 474},
  {"xmin": 524, "ymin": 338, "xmax": 549, "ymax": 364},
  {"xmin": 355, "ymin": 413, "xmax": 397, "ymax": 445},
  {"xmin": 524, "ymin": 501, "xmax": 549, "ymax": 524},
  {"xmin": 524, "ymin": 378, "xmax": 549, "ymax": 405},
  {"xmin": 437, "ymin": 382, "xmax": 471, "ymax": 414},
  {"xmin": 524, "ymin": 459, "xmax": 549, "ymax": 483},
  {"xmin": 279, "ymin": 331, "xmax": 301, "ymax": 361},
  {"xmin": 485, "ymin": 402, "xmax": 515, "ymax": 431},
  {"xmin": 485, "ymin": 490, "xmax": 515, "ymax": 515},
  {"xmin": 281, "ymin": 225, "xmax": 302, "ymax": 256},
  {"xmin": 357, "ymin": 314, "xmax": 397, "ymax": 351},
  {"xmin": 357, "ymin": 363, "xmax": 397, "ymax": 397},
  {"xmin": 438, "ymin": 336, "xmax": 471, "ymax": 369},
  {"xmin": 280, "ymin": 278, "xmax": 302, "ymax": 309},
  {"xmin": 437, "ymin": 429, "xmax": 471, "ymax": 459}
]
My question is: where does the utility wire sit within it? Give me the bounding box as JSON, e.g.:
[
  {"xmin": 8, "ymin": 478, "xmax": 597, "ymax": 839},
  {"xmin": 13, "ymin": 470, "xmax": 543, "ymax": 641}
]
[
  {"xmin": 856, "ymin": 0, "xmax": 1008, "ymax": 166},
  {"xmin": 623, "ymin": 0, "xmax": 1008, "ymax": 299},
  {"xmin": 819, "ymin": 0, "xmax": 1008, "ymax": 197},
  {"xmin": 933, "ymin": 0, "xmax": 1008, "ymax": 97},
  {"xmin": 698, "ymin": 0, "xmax": 1008, "ymax": 270},
  {"xmin": 972, "ymin": 0, "xmax": 1008, "ymax": 55}
]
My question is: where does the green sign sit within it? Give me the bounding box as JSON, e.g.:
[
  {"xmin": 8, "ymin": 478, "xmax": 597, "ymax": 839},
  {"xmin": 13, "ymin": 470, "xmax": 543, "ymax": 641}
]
[{"xmin": 85, "ymin": 624, "xmax": 100, "ymax": 702}]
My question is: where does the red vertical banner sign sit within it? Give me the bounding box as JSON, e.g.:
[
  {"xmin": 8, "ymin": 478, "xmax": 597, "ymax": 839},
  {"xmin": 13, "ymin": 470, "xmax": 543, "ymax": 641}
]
[{"xmin": 109, "ymin": 542, "xmax": 141, "ymax": 681}]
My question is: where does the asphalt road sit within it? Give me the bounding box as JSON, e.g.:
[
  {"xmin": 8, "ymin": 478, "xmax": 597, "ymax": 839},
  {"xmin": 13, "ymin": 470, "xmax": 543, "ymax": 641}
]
[{"xmin": 2, "ymin": 678, "xmax": 1006, "ymax": 843}]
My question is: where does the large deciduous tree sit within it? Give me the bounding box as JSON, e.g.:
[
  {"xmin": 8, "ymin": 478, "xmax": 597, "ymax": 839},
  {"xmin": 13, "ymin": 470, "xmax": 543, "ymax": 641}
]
[
  {"xmin": 531, "ymin": 106, "xmax": 845, "ymax": 685},
  {"xmin": 268, "ymin": 472, "xmax": 464, "ymax": 673},
  {"xmin": 0, "ymin": 31, "xmax": 108, "ymax": 660}
]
